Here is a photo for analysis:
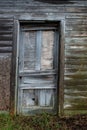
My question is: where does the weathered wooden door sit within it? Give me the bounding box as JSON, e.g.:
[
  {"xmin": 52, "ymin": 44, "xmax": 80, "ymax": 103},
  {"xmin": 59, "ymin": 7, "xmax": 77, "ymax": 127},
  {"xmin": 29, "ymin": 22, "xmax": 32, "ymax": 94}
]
[{"xmin": 17, "ymin": 23, "xmax": 59, "ymax": 114}]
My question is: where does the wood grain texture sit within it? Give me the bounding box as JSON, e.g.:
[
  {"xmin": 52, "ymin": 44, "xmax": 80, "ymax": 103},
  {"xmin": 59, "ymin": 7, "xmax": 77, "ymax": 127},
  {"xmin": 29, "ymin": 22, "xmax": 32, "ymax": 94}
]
[
  {"xmin": 0, "ymin": 18, "xmax": 13, "ymax": 111},
  {"xmin": 0, "ymin": 18, "xmax": 13, "ymax": 52},
  {"xmin": 64, "ymin": 14, "xmax": 87, "ymax": 114},
  {"xmin": 17, "ymin": 23, "xmax": 59, "ymax": 115},
  {"xmin": 0, "ymin": 0, "xmax": 87, "ymax": 116}
]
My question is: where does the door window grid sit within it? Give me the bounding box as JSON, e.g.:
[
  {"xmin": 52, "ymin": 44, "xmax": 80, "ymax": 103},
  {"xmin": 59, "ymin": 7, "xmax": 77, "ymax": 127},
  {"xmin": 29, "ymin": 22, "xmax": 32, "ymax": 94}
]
[{"xmin": 19, "ymin": 27, "xmax": 57, "ymax": 72}]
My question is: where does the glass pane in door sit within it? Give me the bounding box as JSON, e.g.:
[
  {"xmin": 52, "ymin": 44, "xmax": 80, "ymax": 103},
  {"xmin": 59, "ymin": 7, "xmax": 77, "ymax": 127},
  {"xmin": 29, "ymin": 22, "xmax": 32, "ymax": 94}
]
[
  {"xmin": 23, "ymin": 31, "xmax": 36, "ymax": 70},
  {"xmin": 41, "ymin": 31, "xmax": 54, "ymax": 70}
]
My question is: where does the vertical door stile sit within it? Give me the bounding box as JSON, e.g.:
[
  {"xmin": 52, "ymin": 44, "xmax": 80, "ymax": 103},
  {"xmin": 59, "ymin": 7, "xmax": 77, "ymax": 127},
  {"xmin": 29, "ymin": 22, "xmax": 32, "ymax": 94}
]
[
  {"xmin": 19, "ymin": 31, "xmax": 24, "ymax": 72},
  {"xmin": 18, "ymin": 30, "xmax": 24, "ymax": 113},
  {"xmin": 56, "ymin": 29, "xmax": 59, "ymax": 70},
  {"xmin": 36, "ymin": 30, "xmax": 43, "ymax": 106},
  {"xmin": 54, "ymin": 29, "xmax": 58, "ymax": 70},
  {"xmin": 55, "ymin": 29, "xmax": 59, "ymax": 113},
  {"xmin": 36, "ymin": 31, "xmax": 42, "ymax": 71},
  {"xmin": 20, "ymin": 89, "xmax": 23, "ymax": 113}
]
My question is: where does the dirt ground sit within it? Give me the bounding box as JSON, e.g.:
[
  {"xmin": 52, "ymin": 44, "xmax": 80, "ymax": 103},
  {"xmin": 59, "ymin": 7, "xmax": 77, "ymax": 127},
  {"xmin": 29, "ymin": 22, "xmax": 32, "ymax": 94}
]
[
  {"xmin": 0, "ymin": 114, "xmax": 87, "ymax": 130},
  {"xmin": 59, "ymin": 114, "xmax": 87, "ymax": 130},
  {"xmin": 12, "ymin": 114, "xmax": 87, "ymax": 130}
]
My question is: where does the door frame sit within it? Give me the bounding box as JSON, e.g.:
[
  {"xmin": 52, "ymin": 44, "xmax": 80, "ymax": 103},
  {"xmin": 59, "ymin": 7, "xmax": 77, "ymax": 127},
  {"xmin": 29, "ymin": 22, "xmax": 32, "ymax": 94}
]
[{"xmin": 10, "ymin": 17, "xmax": 65, "ymax": 116}]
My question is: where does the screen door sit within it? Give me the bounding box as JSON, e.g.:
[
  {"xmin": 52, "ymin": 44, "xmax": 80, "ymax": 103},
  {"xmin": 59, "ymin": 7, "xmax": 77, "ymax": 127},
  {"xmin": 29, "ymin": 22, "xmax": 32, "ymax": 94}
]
[{"xmin": 17, "ymin": 23, "xmax": 59, "ymax": 114}]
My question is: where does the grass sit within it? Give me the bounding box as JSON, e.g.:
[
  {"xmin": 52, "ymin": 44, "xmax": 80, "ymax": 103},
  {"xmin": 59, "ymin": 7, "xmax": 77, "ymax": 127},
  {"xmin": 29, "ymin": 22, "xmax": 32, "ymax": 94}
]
[
  {"xmin": 1, "ymin": 113, "xmax": 87, "ymax": 130},
  {"xmin": 0, "ymin": 113, "xmax": 65, "ymax": 130},
  {"xmin": 0, "ymin": 114, "xmax": 13, "ymax": 130}
]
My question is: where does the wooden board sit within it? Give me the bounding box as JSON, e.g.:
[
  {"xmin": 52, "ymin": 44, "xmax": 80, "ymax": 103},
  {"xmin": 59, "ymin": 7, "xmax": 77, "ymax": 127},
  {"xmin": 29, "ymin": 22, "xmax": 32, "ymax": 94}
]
[
  {"xmin": 0, "ymin": 18, "xmax": 13, "ymax": 111},
  {"xmin": 64, "ymin": 15, "xmax": 87, "ymax": 114}
]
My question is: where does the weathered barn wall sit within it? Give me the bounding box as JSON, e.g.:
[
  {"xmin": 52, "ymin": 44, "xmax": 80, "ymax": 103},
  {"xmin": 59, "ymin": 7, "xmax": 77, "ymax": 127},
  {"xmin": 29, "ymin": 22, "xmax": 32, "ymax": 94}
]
[
  {"xmin": 0, "ymin": 54, "xmax": 11, "ymax": 111},
  {"xmin": 0, "ymin": 0, "xmax": 87, "ymax": 115},
  {"xmin": 64, "ymin": 14, "xmax": 87, "ymax": 115},
  {"xmin": 0, "ymin": 18, "xmax": 13, "ymax": 111}
]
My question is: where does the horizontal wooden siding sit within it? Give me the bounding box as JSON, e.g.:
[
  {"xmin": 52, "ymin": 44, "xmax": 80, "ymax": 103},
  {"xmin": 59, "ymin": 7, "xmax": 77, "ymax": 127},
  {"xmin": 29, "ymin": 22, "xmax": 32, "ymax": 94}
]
[
  {"xmin": 0, "ymin": 18, "xmax": 13, "ymax": 111},
  {"xmin": 64, "ymin": 14, "xmax": 87, "ymax": 115}
]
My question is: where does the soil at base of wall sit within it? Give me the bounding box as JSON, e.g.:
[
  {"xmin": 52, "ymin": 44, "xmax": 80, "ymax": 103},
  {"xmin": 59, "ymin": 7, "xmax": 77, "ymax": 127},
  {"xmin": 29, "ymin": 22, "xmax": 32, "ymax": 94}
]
[
  {"xmin": 0, "ymin": 113, "xmax": 87, "ymax": 130},
  {"xmin": 59, "ymin": 114, "xmax": 87, "ymax": 130}
]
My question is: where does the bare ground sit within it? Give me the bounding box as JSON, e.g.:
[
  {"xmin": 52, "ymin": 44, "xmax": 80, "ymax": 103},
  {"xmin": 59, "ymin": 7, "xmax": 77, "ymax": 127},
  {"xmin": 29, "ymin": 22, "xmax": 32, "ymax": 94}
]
[{"xmin": 0, "ymin": 114, "xmax": 87, "ymax": 130}]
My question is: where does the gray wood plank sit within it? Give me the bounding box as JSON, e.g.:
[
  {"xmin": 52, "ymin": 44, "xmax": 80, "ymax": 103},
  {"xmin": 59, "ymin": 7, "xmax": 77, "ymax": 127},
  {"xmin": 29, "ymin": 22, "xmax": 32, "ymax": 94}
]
[
  {"xmin": 19, "ymin": 31, "xmax": 24, "ymax": 71},
  {"xmin": 36, "ymin": 31, "xmax": 42, "ymax": 70},
  {"xmin": 19, "ymin": 70, "xmax": 56, "ymax": 76}
]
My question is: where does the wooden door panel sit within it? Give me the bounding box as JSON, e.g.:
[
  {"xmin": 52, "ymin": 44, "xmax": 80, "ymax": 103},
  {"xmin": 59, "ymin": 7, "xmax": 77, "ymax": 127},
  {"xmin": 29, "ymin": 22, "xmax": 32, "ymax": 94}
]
[
  {"xmin": 39, "ymin": 89, "xmax": 54, "ymax": 107},
  {"xmin": 22, "ymin": 89, "xmax": 55, "ymax": 108},
  {"xmin": 22, "ymin": 90, "xmax": 35, "ymax": 107},
  {"xmin": 21, "ymin": 75, "xmax": 55, "ymax": 84}
]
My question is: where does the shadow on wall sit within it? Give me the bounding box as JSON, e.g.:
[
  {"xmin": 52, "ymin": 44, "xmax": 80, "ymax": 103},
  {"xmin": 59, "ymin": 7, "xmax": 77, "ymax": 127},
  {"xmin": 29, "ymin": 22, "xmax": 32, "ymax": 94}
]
[{"xmin": 34, "ymin": 0, "xmax": 73, "ymax": 4}]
